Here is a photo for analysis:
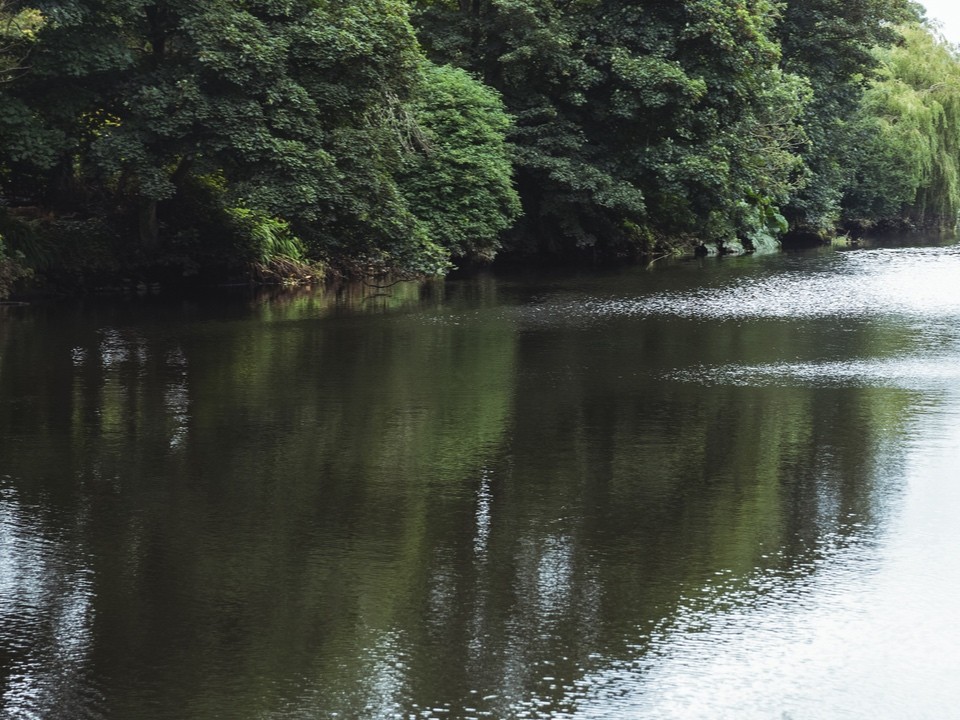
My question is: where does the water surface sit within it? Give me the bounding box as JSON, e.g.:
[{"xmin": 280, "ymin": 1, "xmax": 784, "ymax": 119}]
[{"xmin": 2, "ymin": 243, "xmax": 959, "ymax": 719}]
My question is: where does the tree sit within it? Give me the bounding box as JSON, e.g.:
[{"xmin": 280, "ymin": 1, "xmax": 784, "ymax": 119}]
[
  {"xmin": 843, "ymin": 23, "xmax": 960, "ymax": 232},
  {"xmin": 776, "ymin": 0, "xmax": 919, "ymax": 234},
  {"xmin": 399, "ymin": 62, "xmax": 521, "ymax": 262},
  {"xmin": 0, "ymin": 1, "xmax": 41, "ymax": 82},
  {"xmin": 0, "ymin": 2, "xmax": 43, "ymax": 298},
  {"xmin": 413, "ymin": 0, "xmax": 810, "ymax": 257},
  {"xmin": 1, "ymin": 0, "xmax": 454, "ymax": 276},
  {"xmin": 0, "ymin": 0, "xmax": 947, "ymax": 288}
]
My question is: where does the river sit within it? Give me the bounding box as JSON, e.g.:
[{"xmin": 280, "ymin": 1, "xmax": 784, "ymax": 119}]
[{"xmin": 1, "ymin": 240, "xmax": 959, "ymax": 719}]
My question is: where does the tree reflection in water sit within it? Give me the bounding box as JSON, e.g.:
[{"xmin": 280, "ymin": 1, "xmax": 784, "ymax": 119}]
[{"xmin": 1, "ymin": 246, "xmax": 959, "ymax": 718}]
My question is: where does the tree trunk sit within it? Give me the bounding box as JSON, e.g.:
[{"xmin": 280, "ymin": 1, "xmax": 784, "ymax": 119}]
[{"xmin": 139, "ymin": 199, "xmax": 159, "ymax": 248}]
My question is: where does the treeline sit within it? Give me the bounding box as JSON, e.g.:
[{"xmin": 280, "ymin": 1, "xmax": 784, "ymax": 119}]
[{"xmin": 0, "ymin": 0, "xmax": 958, "ymax": 294}]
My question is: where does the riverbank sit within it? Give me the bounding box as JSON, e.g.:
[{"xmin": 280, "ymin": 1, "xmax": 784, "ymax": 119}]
[{"xmin": 3, "ymin": 205, "xmax": 955, "ymax": 302}]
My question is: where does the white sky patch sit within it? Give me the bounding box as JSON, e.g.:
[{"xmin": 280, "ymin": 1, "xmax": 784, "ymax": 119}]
[{"xmin": 919, "ymin": 0, "xmax": 960, "ymax": 45}]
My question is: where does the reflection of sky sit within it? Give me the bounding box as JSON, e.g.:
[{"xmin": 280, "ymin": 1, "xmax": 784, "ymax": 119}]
[
  {"xmin": 559, "ymin": 394, "xmax": 960, "ymax": 719},
  {"xmin": 668, "ymin": 357, "xmax": 960, "ymax": 389},
  {"xmin": 0, "ymin": 489, "xmax": 97, "ymax": 719},
  {"xmin": 4, "ymin": 244, "xmax": 960, "ymax": 720},
  {"xmin": 528, "ymin": 247, "xmax": 960, "ymax": 324},
  {"xmin": 73, "ymin": 328, "xmax": 192, "ymax": 451},
  {"xmin": 496, "ymin": 245, "xmax": 960, "ymax": 718}
]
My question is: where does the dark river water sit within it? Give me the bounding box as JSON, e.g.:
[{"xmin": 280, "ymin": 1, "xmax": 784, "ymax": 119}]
[{"xmin": 2, "ymin": 242, "xmax": 960, "ymax": 719}]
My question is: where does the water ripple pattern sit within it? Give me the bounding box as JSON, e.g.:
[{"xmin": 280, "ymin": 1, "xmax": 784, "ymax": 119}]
[
  {"xmin": 0, "ymin": 483, "xmax": 102, "ymax": 719},
  {"xmin": 668, "ymin": 356, "xmax": 960, "ymax": 389},
  {"xmin": 521, "ymin": 246, "xmax": 960, "ymax": 323}
]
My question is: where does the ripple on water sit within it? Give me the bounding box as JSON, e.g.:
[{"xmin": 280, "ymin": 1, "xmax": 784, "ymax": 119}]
[
  {"xmin": 514, "ymin": 245, "xmax": 960, "ymax": 324},
  {"xmin": 0, "ymin": 486, "xmax": 103, "ymax": 719},
  {"xmin": 667, "ymin": 356, "xmax": 960, "ymax": 389}
]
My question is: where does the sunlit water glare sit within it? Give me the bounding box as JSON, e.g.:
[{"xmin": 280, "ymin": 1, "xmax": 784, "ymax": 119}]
[{"xmin": 523, "ymin": 246, "xmax": 960, "ymax": 323}]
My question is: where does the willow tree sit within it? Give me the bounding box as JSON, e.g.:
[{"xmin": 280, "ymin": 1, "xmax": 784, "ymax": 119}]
[
  {"xmin": 844, "ymin": 24, "xmax": 960, "ymax": 232},
  {"xmin": 777, "ymin": 0, "xmax": 918, "ymax": 234}
]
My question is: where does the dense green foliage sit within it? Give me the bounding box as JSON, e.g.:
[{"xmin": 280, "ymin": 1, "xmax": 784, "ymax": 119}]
[
  {"xmin": 844, "ymin": 24, "xmax": 960, "ymax": 231},
  {"xmin": 2, "ymin": 0, "xmax": 959, "ymax": 295},
  {"xmin": 3, "ymin": 0, "xmax": 441, "ymax": 274},
  {"xmin": 776, "ymin": 0, "xmax": 918, "ymax": 233},
  {"xmin": 0, "ymin": 2, "xmax": 41, "ymax": 81},
  {"xmin": 415, "ymin": 0, "xmax": 812, "ymax": 255},
  {"xmin": 0, "ymin": 0, "xmax": 518, "ymax": 288},
  {"xmin": 0, "ymin": 1, "xmax": 41, "ymax": 292},
  {"xmin": 400, "ymin": 62, "xmax": 520, "ymax": 261}
]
